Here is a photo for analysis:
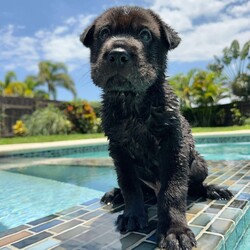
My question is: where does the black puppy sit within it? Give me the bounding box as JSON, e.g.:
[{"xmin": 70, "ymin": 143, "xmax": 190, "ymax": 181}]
[{"xmin": 80, "ymin": 6, "xmax": 232, "ymax": 250}]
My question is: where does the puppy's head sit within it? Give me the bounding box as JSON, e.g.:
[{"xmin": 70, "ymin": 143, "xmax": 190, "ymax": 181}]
[{"xmin": 80, "ymin": 6, "xmax": 180, "ymax": 93}]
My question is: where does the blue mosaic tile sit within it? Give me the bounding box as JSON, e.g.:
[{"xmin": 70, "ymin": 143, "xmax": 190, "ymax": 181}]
[
  {"xmin": 237, "ymin": 193, "xmax": 250, "ymax": 201},
  {"xmin": 191, "ymin": 213, "xmax": 215, "ymax": 227},
  {"xmin": 219, "ymin": 208, "xmax": 243, "ymax": 222},
  {"xmin": 28, "ymin": 215, "xmax": 58, "ymax": 226},
  {"xmin": 147, "ymin": 233, "xmax": 157, "ymax": 243},
  {"xmin": 30, "ymin": 219, "xmax": 63, "ymax": 233},
  {"xmin": 25, "ymin": 238, "xmax": 60, "ymax": 250},
  {"xmin": 0, "ymin": 225, "xmax": 29, "ymax": 238},
  {"xmin": 207, "ymin": 219, "xmax": 234, "ymax": 236},
  {"xmin": 189, "ymin": 226, "xmax": 203, "ymax": 237},
  {"xmin": 229, "ymin": 199, "xmax": 248, "ymax": 209},
  {"xmin": 0, "ymin": 144, "xmax": 109, "ymax": 159},
  {"xmin": 12, "ymin": 232, "xmax": 52, "ymax": 249},
  {"xmin": 196, "ymin": 233, "xmax": 223, "ymax": 250},
  {"xmin": 132, "ymin": 241, "xmax": 156, "ymax": 250}
]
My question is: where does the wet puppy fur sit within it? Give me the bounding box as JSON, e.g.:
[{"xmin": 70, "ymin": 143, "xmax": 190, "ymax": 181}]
[{"xmin": 80, "ymin": 6, "xmax": 233, "ymax": 250}]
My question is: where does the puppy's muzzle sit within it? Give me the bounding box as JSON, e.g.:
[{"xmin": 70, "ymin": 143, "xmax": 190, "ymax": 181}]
[{"xmin": 107, "ymin": 48, "xmax": 131, "ymax": 66}]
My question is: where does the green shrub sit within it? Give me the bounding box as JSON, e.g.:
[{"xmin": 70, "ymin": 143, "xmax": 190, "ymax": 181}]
[
  {"xmin": 244, "ymin": 117, "xmax": 250, "ymax": 125},
  {"xmin": 23, "ymin": 105, "xmax": 72, "ymax": 135},
  {"xmin": 93, "ymin": 117, "xmax": 103, "ymax": 133},
  {"xmin": 62, "ymin": 100, "xmax": 97, "ymax": 133},
  {"xmin": 215, "ymin": 108, "xmax": 226, "ymax": 126},
  {"xmin": 230, "ymin": 104, "xmax": 245, "ymax": 125}
]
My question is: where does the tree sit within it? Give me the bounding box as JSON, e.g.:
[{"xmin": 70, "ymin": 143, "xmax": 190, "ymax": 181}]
[
  {"xmin": 0, "ymin": 71, "xmax": 17, "ymax": 95},
  {"xmin": 192, "ymin": 71, "xmax": 228, "ymax": 107},
  {"xmin": 24, "ymin": 75, "xmax": 49, "ymax": 99},
  {"xmin": 169, "ymin": 69, "xmax": 197, "ymax": 109},
  {"xmin": 208, "ymin": 39, "xmax": 250, "ymax": 100},
  {"xmin": 38, "ymin": 61, "xmax": 77, "ymax": 100},
  {"xmin": 191, "ymin": 71, "xmax": 229, "ymax": 126},
  {"xmin": 3, "ymin": 82, "xmax": 34, "ymax": 97}
]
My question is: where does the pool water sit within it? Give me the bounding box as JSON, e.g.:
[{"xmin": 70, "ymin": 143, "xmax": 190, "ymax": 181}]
[
  {"xmin": 196, "ymin": 142, "xmax": 250, "ymax": 160},
  {"xmin": 0, "ymin": 141, "xmax": 249, "ymax": 233},
  {"xmin": 7, "ymin": 165, "xmax": 117, "ymax": 192},
  {"xmin": 0, "ymin": 170, "xmax": 105, "ymax": 232}
]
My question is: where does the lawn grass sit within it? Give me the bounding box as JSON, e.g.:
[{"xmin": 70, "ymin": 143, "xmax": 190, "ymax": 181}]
[
  {"xmin": 192, "ymin": 125, "xmax": 250, "ymax": 133},
  {"xmin": 0, "ymin": 133, "xmax": 105, "ymax": 145},
  {"xmin": 0, "ymin": 125, "xmax": 250, "ymax": 145}
]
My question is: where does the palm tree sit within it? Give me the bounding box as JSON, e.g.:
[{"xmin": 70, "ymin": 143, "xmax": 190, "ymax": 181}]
[
  {"xmin": 208, "ymin": 39, "xmax": 250, "ymax": 100},
  {"xmin": 24, "ymin": 75, "xmax": 49, "ymax": 99},
  {"xmin": 0, "ymin": 71, "xmax": 17, "ymax": 95},
  {"xmin": 3, "ymin": 82, "xmax": 34, "ymax": 97},
  {"xmin": 191, "ymin": 71, "xmax": 229, "ymax": 126},
  {"xmin": 169, "ymin": 69, "xmax": 197, "ymax": 109},
  {"xmin": 192, "ymin": 71, "xmax": 228, "ymax": 107},
  {"xmin": 38, "ymin": 61, "xmax": 77, "ymax": 100}
]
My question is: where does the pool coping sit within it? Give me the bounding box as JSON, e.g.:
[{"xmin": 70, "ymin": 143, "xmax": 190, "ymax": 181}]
[{"xmin": 0, "ymin": 130, "xmax": 250, "ymax": 155}]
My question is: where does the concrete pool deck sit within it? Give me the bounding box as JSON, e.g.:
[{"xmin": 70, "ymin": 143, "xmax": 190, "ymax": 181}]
[{"xmin": 0, "ymin": 130, "xmax": 250, "ymax": 154}]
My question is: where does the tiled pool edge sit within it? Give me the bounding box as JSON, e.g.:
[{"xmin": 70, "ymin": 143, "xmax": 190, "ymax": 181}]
[
  {"xmin": 0, "ymin": 161, "xmax": 249, "ymax": 250},
  {"xmin": 1, "ymin": 133, "xmax": 250, "ymax": 159}
]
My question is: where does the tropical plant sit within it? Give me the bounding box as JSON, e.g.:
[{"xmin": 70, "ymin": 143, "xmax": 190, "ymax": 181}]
[
  {"xmin": 208, "ymin": 39, "xmax": 250, "ymax": 100},
  {"xmin": 191, "ymin": 71, "xmax": 229, "ymax": 126},
  {"xmin": 230, "ymin": 103, "xmax": 245, "ymax": 125},
  {"xmin": 0, "ymin": 71, "xmax": 17, "ymax": 95},
  {"xmin": 169, "ymin": 69, "xmax": 197, "ymax": 109},
  {"xmin": 89, "ymin": 101, "xmax": 102, "ymax": 117},
  {"xmin": 3, "ymin": 82, "xmax": 34, "ymax": 97},
  {"xmin": 63, "ymin": 100, "xmax": 97, "ymax": 133},
  {"xmin": 24, "ymin": 75, "xmax": 49, "ymax": 99},
  {"xmin": 0, "ymin": 72, "xmax": 47, "ymax": 98},
  {"xmin": 38, "ymin": 61, "xmax": 77, "ymax": 100},
  {"xmin": 192, "ymin": 71, "xmax": 229, "ymax": 107},
  {"xmin": 231, "ymin": 73, "xmax": 250, "ymax": 101},
  {"xmin": 23, "ymin": 105, "xmax": 72, "ymax": 135}
]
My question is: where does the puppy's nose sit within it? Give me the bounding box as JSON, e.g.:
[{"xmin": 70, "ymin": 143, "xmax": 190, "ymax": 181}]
[{"xmin": 107, "ymin": 48, "xmax": 130, "ymax": 65}]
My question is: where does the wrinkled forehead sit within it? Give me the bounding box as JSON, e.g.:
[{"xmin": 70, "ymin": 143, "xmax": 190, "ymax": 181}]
[{"xmin": 95, "ymin": 7, "xmax": 161, "ymax": 36}]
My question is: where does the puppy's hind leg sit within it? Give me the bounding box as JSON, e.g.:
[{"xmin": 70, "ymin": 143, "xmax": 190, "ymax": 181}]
[{"xmin": 188, "ymin": 151, "xmax": 233, "ymax": 200}]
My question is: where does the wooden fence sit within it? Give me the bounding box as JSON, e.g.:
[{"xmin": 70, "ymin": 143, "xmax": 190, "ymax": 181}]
[{"xmin": 0, "ymin": 96, "xmax": 62, "ymax": 137}]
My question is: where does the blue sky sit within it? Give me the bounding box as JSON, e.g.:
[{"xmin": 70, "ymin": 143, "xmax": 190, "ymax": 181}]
[{"xmin": 0, "ymin": 0, "xmax": 249, "ymax": 101}]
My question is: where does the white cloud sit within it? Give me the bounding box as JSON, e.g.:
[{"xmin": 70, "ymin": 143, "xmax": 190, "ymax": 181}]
[
  {"xmin": 227, "ymin": 0, "xmax": 250, "ymax": 17},
  {"xmin": 0, "ymin": 25, "xmax": 40, "ymax": 72},
  {"xmin": 0, "ymin": 1, "xmax": 249, "ymax": 73},
  {"xmin": 150, "ymin": 0, "xmax": 250, "ymax": 62},
  {"xmin": 0, "ymin": 14, "xmax": 94, "ymax": 73}
]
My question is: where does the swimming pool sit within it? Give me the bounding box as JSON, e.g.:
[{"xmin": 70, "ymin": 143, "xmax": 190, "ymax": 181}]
[
  {"xmin": 0, "ymin": 140, "xmax": 249, "ymax": 233},
  {"xmin": 61, "ymin": 142, "xmax": 250, "ymax": 160},
  {"xmin": 196, "ymin": 142, "xmax": 250, "ymax": 160}
]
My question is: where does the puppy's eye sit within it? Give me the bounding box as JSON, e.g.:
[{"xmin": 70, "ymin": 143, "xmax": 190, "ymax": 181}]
[
  {"xmin": 139, "ymin": 29, "xmax": 152, "ymax": 42},
  {"xmin": 100, "ymin": 27, "xmax": 110, "ymax": 40}
]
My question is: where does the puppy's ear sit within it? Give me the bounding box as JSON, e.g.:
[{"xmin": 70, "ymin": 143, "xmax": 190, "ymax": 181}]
[
  {"xmin": 80, "ymin": 24, "xmax": 95, "ymax": 48},
  {"xmin": 148, "ymin": 9, "xmax": 181, "ymax": 50},
  {"xmin": 162, "ymin": 24, "xmax": 181, "ymax": 50}
]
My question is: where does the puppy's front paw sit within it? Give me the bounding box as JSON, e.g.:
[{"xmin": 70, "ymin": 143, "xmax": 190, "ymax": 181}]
[
  {"xmin": 158, "ymin": 227, "xmax": 196, "ymax": 250},
  {"xmin": 116, "ymin": 211, "xmax": 148, "ymax": 233},
  {"xmin": 206, "ymin": 185, "xmax": 233, "ymax": 200},
  {"xmin": 101, "ymin": 188, "xmax": 124, "ymax": 205}
]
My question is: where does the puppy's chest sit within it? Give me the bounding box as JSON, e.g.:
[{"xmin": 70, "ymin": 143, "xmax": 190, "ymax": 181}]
[{"xmin": 103, "ymin": 98, "xmax": 161, "ymax": 160}]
